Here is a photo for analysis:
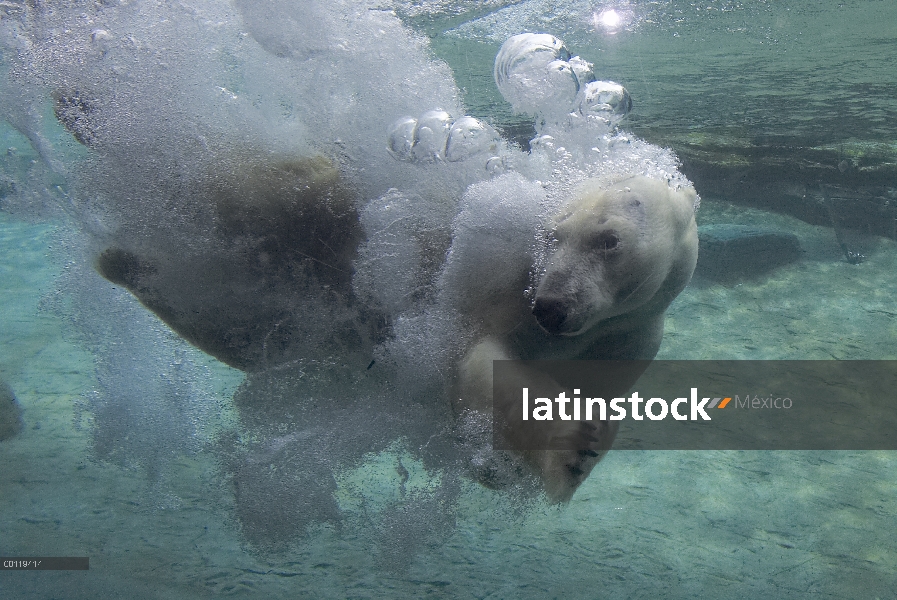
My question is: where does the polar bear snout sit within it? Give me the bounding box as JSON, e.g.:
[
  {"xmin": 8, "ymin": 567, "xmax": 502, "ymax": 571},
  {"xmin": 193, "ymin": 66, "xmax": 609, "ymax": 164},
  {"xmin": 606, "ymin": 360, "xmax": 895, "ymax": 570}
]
[{"xmin": 532, "ymin": 296, "xmax": 568, "ymax": 334}]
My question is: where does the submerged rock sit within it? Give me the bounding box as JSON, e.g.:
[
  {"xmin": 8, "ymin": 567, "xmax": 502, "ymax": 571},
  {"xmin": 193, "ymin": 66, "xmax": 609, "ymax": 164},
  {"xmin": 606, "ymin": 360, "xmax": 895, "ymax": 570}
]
[
  {"xmin": 0, "ymin": 380, "xmax": 23, "ymax": 441},
  {"xmin": 696, "ymin": 224, "xmax": 802, "ymax": 281}
]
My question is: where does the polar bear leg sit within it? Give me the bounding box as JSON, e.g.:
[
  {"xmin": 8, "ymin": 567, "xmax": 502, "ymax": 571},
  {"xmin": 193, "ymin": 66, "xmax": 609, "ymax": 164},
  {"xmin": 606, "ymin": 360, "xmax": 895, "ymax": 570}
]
[
  {"xmin": 455, "ymin": 336, "xmax": 509, "ymax": 415},
  {"xmin": 456, "ymin": 337, "xmax": 619, "ymax": 502},
  {"xmin": 527, "ymin": 424, "xmax": 617, "ymax": 503}
]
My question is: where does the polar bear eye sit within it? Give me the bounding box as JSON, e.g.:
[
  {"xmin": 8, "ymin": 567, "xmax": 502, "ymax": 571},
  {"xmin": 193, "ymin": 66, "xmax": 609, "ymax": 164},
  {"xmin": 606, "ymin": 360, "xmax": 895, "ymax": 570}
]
[{"xmin": 588, "ymin": 230, "xmax": 620, "ymax": 252}]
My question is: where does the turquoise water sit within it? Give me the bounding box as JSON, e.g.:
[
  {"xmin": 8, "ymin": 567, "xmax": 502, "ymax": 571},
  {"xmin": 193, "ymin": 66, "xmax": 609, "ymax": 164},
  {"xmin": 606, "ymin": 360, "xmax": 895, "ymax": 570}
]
[
  {"xmin": 2, "ymin": 1, "xmax": 897, "ymax": 598},
  {"xmin": 2, "ymin": 209, "xmax": 896, "ymax": 596}
]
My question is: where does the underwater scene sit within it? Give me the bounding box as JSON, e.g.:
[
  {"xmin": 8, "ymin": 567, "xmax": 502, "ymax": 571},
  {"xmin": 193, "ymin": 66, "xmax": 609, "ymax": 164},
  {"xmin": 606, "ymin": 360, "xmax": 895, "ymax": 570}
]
[{"xmin": 1, "ymin": 0, "xmax": 896, "ymax": 597}]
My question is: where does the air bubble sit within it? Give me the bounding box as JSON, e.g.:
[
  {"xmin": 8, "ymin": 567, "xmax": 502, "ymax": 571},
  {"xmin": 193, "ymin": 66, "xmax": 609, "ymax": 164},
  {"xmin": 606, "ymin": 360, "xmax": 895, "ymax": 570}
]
[
  {"xmin": 485, "ymin": 156, "xmax": 505, "ymax": 175},
  {"xmin": 568, "ymin": 56, "xmax": 595, "ymax": 86},
  {"xmin": 576, "ymin": 81, "xmax": 632, "ymax": 126},
  {"xmin": 91, "ymin": 29, "xmax": 113, "ymax": 43},
  {"xmin": 446, "ymin": 116, "xmax": 499, "ymax": 162},
  {"xmin": 493, "ymin": 33, "xmax": 579, "ymax": 117},
  {"xmin": 386, "ymin": 116, "xmax": 418, "ymax": 161},
  {"xmin": 412, "ymin": 110, "xmax": 453, "ymax": 162},
  {"xmin": 529, "ymin": 134, "xmax": 555, "ymax": 152}
]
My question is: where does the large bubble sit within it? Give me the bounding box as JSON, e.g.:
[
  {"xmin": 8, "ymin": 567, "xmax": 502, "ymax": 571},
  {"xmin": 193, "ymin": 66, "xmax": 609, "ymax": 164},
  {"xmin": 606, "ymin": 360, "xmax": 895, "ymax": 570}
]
[
  {"xmin": 493, "ymin": 32, "xmax": 633, "ymax": 143},
  {"xmin": 576, "ymin": 80, "xmax": 632, "ymax": 126},
  {"xmin": 493, "ymin": 33, "xmax": 579, "ymax": 118}
]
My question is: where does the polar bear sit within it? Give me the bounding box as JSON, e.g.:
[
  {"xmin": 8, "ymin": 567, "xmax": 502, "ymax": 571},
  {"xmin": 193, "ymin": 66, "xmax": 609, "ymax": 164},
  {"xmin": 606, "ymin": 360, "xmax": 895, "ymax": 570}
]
[
  {"xmin": 93, "ymin": 156, "xmax": 385, "ymax": 373},
  {"xmin": 452, "ymin": 174, "xmax": 699, "ymax": 502}
]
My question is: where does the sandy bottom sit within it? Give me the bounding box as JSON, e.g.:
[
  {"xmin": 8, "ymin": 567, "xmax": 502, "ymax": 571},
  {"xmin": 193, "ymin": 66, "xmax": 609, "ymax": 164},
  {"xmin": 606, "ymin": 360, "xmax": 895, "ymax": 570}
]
[{"xmin": 1, "ymin": 201, "xmax": 895, "ymax": 599}]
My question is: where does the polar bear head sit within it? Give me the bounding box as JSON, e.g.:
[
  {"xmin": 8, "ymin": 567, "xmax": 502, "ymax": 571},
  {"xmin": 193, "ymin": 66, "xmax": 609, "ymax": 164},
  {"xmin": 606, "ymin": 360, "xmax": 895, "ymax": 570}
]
[{"xmin": 532, "ymin": 175, "xmax": 698, "ymax": 336}]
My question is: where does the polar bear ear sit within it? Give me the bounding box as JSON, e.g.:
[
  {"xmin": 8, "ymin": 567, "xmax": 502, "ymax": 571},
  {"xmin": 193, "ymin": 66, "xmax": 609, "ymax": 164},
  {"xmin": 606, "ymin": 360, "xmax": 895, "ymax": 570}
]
[
  {"xmin": 679, "ymin": 184, "xmax": 699, "ymax": 211},
  {"xmin": 665, "ymin": 184, "xmax": 700, "ymax": 232},
  {"xmin": 687, "ymin": 186, "xmax": 701, "ymax": 212}
]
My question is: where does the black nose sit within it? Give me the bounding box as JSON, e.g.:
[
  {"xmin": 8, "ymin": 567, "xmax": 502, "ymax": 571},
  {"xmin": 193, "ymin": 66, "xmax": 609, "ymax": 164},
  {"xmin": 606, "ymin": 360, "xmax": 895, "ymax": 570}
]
[{"xmin": 533, "ymin": 297, "xmax": 567, "ymax": 334}]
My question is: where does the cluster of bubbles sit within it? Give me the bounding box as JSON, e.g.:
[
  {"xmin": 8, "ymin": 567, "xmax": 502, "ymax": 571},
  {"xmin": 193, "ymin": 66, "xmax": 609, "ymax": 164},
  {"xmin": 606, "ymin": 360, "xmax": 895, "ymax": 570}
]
[
  {"xmin": 387, "ymin": 109, "xmax": 504, "ymax": 173},
  {"xmin": 385, "ymin": 32, "xmax": 645, "ymax": 190},
  {"xmin": 490, "ymin": 32, "xmax": 688, "ymax": 196},
  {"xmin": 494, "ymin": 33, "xmax": 631, "ymax": 128}
]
